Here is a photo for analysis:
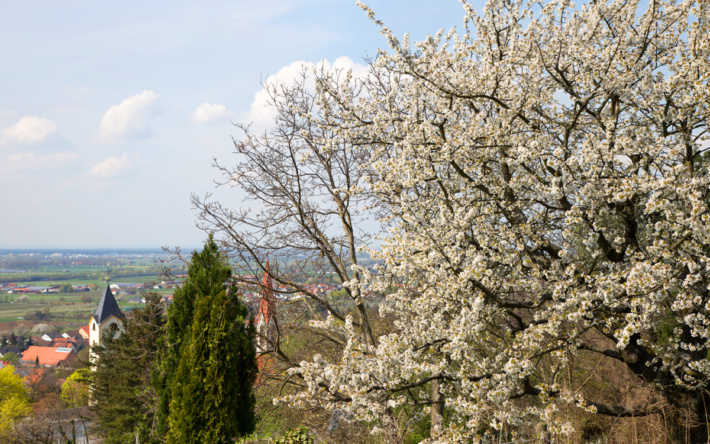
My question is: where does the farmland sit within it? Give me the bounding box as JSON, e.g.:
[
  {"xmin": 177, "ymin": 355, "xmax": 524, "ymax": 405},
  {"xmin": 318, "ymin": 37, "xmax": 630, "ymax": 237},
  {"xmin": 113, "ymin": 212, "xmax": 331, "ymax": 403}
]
[{"xmin": 0, "ymin": 248, "xmax": 181, "ymax": 335}]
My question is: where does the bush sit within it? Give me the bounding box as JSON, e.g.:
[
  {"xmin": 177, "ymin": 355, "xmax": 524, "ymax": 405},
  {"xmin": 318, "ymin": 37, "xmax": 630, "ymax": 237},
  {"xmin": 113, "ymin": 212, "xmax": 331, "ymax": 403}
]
[{"xmin": 272, "ymin": 427, "xmax": 313, "ymax": 444}]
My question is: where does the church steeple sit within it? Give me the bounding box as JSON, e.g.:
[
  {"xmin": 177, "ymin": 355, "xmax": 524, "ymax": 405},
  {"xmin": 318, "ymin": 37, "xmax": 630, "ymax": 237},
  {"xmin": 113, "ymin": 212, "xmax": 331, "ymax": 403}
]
[
  {"xmin": 259, "ymin": 261, "xmax": 275, "ymax": 323},
  {"xmin": 256, "ymin": 261, "xmax": 277, "ymax": 353},
  {"xmin": 93, "ymin": 285, "xmax": 125, "ymax": 324},
  {"xmin": 89, "ymin": 285, "xmax": 126, "ymax": 362}
]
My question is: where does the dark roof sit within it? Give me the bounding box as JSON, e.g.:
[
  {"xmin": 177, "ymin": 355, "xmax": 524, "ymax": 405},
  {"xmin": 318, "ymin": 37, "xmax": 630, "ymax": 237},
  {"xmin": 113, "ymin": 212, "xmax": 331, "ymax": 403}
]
[{"xmin": 93, "ymin": 285, "xmax": 125, "ymax": 324}]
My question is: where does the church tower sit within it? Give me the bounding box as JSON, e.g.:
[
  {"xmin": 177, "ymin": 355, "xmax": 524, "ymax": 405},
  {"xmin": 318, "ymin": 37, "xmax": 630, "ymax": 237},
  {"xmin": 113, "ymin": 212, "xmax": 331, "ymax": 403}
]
[
  {"xmin": 255, "ymin": 261, "xmax": 277, "ymax": 354},
  {"xmin": 89, "ymin": 285, "xmax": 126, "ymax": 359}
]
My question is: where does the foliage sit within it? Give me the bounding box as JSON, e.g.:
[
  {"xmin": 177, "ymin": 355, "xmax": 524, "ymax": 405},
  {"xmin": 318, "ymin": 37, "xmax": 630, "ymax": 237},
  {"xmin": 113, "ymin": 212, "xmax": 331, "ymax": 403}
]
[
  {"xmin": 263, "ymin": 0, "xmax": 710, "ymax": 442},
  {"xmin": 0, "ymin": 365, "xmax": 31, "ymax": 436},
  {"xmin": 91, "ymin": 292, "xmax": 165, "ymax": 444},
  {"xmin": 61, "ymin": 368, "xmax": 91, "ymax": 408},
  {"xmin": 272, "ymin": 427, "xmax": 313, "ymax": 444},
  {"xmin": 165, "ymin": 237, "xmax": 257, "ymax": 443},
  {"xmin": 0, "ymin": 352, "xmax": 18, "ymax": 365},
  {"xmin": 24, "ymin": 368, "xmax": 58, "ymax": 402},
  {"xmin": 153, "ymin": 234, "xmax": 236, "ymax": 436}
]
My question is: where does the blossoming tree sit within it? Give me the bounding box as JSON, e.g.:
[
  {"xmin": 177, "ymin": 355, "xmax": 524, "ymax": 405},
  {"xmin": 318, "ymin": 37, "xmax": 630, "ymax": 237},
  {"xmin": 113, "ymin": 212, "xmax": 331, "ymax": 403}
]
[{"xmin": 283, "ymin": 0, "xmax": 710, "ymax": 441}]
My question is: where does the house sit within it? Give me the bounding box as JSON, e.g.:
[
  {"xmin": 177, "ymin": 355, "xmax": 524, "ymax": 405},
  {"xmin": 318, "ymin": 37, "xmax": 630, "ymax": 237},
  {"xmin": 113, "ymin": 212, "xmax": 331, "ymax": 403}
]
[
  {"xmin": 52, "ymin": 338, "xmax": 77, "ymax": 350},
  {"xmin": 78, "ymin": 326, "xmax": 90, "ymax": 339},
  {"xmin": 31, "ymin": 336, "xmax": 53, "ymax": 347},
  {"xmin": 62, "ymin": 331, "xmax": 84, "ymax": 341},
  {"xmin": 20, "ymin": 346, "xmax": 78, "ymax": 367},
  {"xmin": 109, "ymin": 282, "xmax": 142, "ymax": 294},
  {"xmin": 41, "ymin": 333, "xmax": 63, "ymax": 343},
  {"xmin": 160, "ymin": 280, "xmax": 183, "ymax": 289}
]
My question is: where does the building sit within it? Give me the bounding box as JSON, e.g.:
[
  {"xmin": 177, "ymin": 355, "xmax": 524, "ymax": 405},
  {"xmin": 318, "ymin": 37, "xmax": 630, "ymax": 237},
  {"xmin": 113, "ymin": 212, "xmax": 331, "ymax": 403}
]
[
  {"xmin": 255, "ymin": 262, "xmax": 277, "ymax": 354},
  {"xmin": 89, "ymin": 285, "xmax": 125, "ymax": 358},
  {"xmin": 20, "ymin": 346, "xmax": 78, "ymax": 367}
]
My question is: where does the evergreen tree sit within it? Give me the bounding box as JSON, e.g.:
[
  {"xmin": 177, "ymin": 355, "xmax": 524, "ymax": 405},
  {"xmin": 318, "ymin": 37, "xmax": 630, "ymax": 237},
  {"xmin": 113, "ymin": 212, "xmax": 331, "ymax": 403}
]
[
  {"xmin": 163, "ymin": 236, "xmax": 257, "ymax": 443},
  {"xmin": 166, "ymin": 288, "xmax": 257, "ymax": 443},
  {"xmin": 153, "ymin": 234, "xmax": 237, "ymax": 435},
  {"xmin": 91, "ymin": 292, "xmax": 166, "ymax": 444}
]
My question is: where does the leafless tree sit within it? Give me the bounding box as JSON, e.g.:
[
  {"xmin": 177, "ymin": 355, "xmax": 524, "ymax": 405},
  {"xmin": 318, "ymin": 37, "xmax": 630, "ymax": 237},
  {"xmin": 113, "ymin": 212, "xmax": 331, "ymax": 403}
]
[{"xmin": 192, "ymin": 66, "xmax": 380, "ymax": 391}]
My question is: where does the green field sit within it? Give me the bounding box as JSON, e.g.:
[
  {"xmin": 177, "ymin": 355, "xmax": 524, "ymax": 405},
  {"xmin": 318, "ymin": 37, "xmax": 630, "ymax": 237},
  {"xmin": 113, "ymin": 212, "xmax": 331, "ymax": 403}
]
[
  {"xmin": 0, "ymin": 251, "xmax": 181, "ymax": 333},
  {"xmin": 0, "ymin": 290, "xmax": 162, "ymax": 333}
]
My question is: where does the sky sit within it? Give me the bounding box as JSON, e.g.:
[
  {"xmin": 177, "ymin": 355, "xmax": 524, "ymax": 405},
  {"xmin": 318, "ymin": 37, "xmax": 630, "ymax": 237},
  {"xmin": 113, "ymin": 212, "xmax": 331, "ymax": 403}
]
[{"xmin": 0, "ymin": 0, "xmax": 479, "ymax": 249}]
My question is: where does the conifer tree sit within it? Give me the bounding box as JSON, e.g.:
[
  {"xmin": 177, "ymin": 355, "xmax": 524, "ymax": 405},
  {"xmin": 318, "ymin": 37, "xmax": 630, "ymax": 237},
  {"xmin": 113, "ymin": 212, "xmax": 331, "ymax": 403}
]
[
  {"xmin": 166, "ymin": 286, "xmax": 256, "ymax": 443},
  {"xmin": 91, "ymin": 292, "xmax": 166, "ymax": 443},
  {"xmin": 153, "ymin": 234, "xmax": 237, "ymax": 435}
]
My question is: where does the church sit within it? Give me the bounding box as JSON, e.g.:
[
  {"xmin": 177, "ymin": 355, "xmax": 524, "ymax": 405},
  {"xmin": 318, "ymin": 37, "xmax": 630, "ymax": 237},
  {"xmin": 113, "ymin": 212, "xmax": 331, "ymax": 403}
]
[
  {"xmin": 89, "ymin": 285, "xmax": 125, "ymax": 357},
  {"xmin": 255, "ymin": 261, "xmax": 277, "ymax": 354}
]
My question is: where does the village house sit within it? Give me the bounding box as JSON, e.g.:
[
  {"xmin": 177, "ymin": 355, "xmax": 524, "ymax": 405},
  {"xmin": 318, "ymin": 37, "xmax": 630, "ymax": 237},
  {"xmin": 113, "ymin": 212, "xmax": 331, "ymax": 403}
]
[{"xmin": 20, "ymin": 346, "xmax": 78, "ymax": 367}]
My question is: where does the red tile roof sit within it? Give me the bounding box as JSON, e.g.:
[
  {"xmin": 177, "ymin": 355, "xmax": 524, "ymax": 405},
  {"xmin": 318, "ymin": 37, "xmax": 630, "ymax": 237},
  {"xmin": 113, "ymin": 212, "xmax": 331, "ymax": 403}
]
[{"xmin": 20, "ymin": 346, "xmax": 78, "ymax": 366}]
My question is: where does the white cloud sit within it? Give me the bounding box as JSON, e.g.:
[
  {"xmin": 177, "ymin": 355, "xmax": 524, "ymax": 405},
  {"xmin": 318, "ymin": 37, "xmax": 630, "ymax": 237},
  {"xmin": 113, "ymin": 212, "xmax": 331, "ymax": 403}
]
[
  {"xmin": 245, "ymin": 57, "xmax": 368, "ymax": 131},
  {"xmin": 90, "ymin": 153, "xmax": 133, "ymax": 178},
  {"xmin": 96, "ymin": 90, "xmax": 162, "ymax": 142},
  {"xmin": 190, "ymin": 103, "xmax": 234, "ymax": 125},
  {"xmin": 3, "ymin": 152, "xmax": 78, "ymax": 173},
  {"xmin": 1, "ymin": 117, "xmax": 58, "ymax": 146}
]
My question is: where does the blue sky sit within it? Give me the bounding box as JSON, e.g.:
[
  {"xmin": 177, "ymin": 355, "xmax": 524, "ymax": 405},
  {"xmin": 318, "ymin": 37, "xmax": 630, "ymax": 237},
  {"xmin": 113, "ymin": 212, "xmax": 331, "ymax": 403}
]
[{"xmin": 0, "ymin": 0, "xmax": 478, "ymax": 249}]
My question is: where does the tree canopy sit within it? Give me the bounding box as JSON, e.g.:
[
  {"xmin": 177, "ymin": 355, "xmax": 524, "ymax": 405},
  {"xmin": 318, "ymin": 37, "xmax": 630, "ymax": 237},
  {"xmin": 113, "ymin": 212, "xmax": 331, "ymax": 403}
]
[
  {"xmin": 61, "ymin": 368, "xmax": 91, "ymax": 409},
  {"xmin": 164, "ymin": 236, "xmax": 257, "ymax": 443},
  {"xmin": 91, "ymin": 292, "xmax": 166, "ymax": 443},
  {"xmin": 154, "ymin": 234, "xmax": 237, "ymax": 435},
  {"xmin": 0, "ymin": 365, "xmax": 31, "ymax": 437},
  {"xmin": 251, "ymin": 0, "xmax": 710, "ymax": 441}
]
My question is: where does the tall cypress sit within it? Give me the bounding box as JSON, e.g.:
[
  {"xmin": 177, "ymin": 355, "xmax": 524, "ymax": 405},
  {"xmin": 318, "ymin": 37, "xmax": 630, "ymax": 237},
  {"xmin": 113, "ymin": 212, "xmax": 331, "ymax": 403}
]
[
  {"xmin": 167, "ymin": 286, "xmax": 256, "ymax": 443},
  {"xmin": 154, "ymin": 234, "xmax": 256, "ymax": 440}
]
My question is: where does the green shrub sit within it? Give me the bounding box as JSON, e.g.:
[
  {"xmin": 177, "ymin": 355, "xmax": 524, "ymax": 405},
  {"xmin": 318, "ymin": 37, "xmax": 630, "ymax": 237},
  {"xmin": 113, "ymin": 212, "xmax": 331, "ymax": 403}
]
[{"xmin": 272, "ymin": 427, "xmax": 313, "ymax": 444}]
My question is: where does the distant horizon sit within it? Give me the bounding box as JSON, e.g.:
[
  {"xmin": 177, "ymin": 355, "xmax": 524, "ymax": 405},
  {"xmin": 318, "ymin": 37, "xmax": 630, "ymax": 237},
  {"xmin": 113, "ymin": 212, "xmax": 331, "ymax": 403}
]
[{"xmin": 0, "ymin": 247, "xmax": 197, "ymax": 254}]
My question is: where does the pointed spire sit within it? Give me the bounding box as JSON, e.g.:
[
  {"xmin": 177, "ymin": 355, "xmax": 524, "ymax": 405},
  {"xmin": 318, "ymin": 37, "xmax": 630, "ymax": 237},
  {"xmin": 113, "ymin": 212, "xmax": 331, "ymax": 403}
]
[
  {"xmin": 93, "ymin": 285, "xmax": 125, "ymax": 324},
  {"xmin": 261, "ymin": 261, "xmax": 273, "ymax": 300},
  {"xmin": 258, "ymin": 261, "xmax": 276, "ymax": 325}
]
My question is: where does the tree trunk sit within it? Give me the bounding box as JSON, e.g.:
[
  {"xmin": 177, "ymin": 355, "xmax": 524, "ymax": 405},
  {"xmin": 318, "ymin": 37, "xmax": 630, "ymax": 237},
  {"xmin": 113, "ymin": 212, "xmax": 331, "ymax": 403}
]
[{"xmin": 430, "ymin": 379, "xmax": 444, "ymax": 439}]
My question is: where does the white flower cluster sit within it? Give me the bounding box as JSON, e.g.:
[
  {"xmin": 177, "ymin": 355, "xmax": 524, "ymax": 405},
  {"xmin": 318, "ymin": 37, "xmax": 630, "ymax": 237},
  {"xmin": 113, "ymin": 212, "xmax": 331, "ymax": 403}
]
[{"xmin": 276, "ymin": 0, "xmax": 710, "ymax": 440}]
